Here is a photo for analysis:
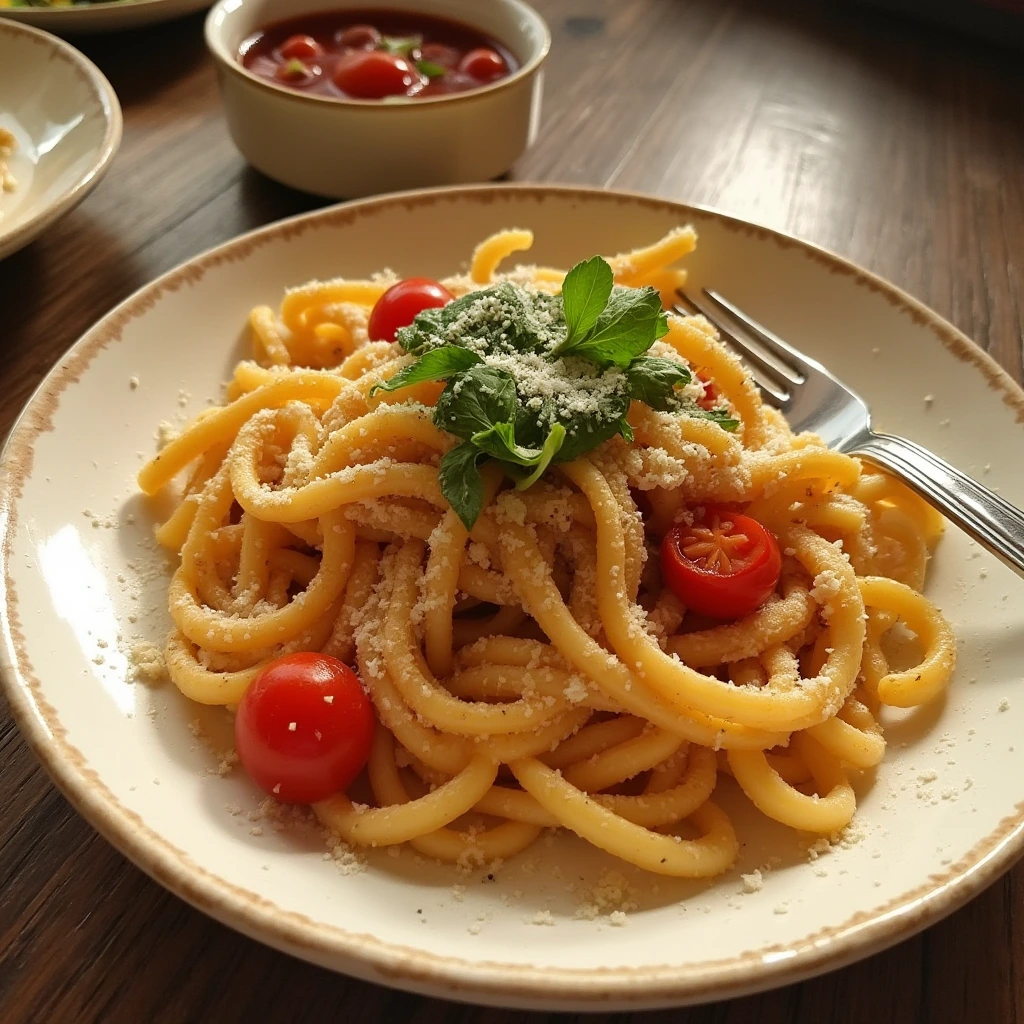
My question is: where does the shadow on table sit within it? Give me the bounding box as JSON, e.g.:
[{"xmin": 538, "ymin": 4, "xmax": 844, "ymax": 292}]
[
  {"xmin": 720, "ymin": 0, "xmax": 1024, "ymax": 110},
  {"xmin": 69, "ymin": 12, "xmax": 211, "ymax": 107},
  {"xmin": 0, "ymin": 209, "xmax": 143, "ymax": 373},
  {"xmin": 238, "ymin": 163, "xmax": 516, "ymax": 221},
  {"xmin": 238, "ymin": 165, "xmax": 334, "ymax": 224}
]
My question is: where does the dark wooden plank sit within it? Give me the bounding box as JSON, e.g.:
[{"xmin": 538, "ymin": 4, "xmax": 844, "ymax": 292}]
[{"xmin": 1, "ymin": 1, "xmax": 1022, "ymax": 1021}]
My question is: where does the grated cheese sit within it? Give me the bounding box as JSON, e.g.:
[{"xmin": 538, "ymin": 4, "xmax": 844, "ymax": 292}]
[{"xmin": 740, "ymin": 869, "xmax": 763, "ymax": 894}]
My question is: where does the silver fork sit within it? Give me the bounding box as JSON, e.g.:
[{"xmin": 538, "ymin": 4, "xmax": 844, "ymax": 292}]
[{"xmin": 674, "ymin": 288, "xmax": 1024, "ymax": 579}]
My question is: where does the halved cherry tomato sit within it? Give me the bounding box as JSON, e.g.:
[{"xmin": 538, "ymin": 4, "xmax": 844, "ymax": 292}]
[
  {"xmin": 459, "ymin": 47, "xmax": 507, "ymax": 82},
  {"xmin": 333, "ymin": 50, "xmax": 418, "ymax": 99},
  {"xmin": 235, "ymin": 653, "xmax": 374, "ymax": 804},
  {"xmin": 337, "ymin": 24, "xmax": 381, "ymax": 50},
  {"xmin": 695, "ymin": 368, "xmax": 721, "ymax": 411},
  {"xmin": 279, "ymin": 34, "xmax": 321, "ymax": 61},
  {"xmin": 368, "ymin": 277, "xmax": 454, "ymax": 341},
  {"xmin": 661, "ymin": 509, "xmax": 781, "ymax": 620}
]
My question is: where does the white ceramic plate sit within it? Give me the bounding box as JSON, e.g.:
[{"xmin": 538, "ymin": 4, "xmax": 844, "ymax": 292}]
[
  {"xmin": 0, "ymin": 21, "xmax": 121, "ymax": 261},
  {"xmin": 0, "ymin": 0, "xmax": 211, "ymax": 34},
  {"xmin": 3, "ymin": 185, "xmax": 1023, "ymax": 1012}
]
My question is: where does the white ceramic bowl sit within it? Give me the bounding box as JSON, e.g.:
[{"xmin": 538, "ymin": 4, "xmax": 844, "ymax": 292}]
[
  {"xmin": 0, "ymin": 0, "xmax": 213, "ymax": 35},
  {"xmin": 205, "ymin": 0, "xmax": 550, "ymax": 198},
  {"xmin": 0, "ymin": 20, "xmax": 121, "ymax": 262}
]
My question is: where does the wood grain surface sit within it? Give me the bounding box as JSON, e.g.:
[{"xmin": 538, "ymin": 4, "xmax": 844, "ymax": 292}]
[{"xmin": 2, "ymin": 1, "xmax": 1023, "ymax": 1021}]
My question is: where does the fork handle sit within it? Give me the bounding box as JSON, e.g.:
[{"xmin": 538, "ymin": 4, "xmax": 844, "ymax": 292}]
[{"xmin": 849, "ymin": 430, "xmax": 1024, "ymax": 579}]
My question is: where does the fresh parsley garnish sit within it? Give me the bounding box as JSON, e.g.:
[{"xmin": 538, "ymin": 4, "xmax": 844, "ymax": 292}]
[
  {"xmin": 623, "ymin": 356, "xmax": 691, "ymax": 410},
  {"xmin": 370, "ymin": 345, "xmax": 481, "ymax": 393},
  {"xmin": 373, "ymin": 256, "xmax": 737, "ymax": 528},
  {"xmin": 690, "ymin": 405, "xmax": 741, "ymax": 431},
  {"xmin": 415, "ymin": 59, "xmax": 447, "ymax": 79},
  {"xmin": 437, "ymin": 442, "xmax": 486, "ymax": 531},
  {"xmin": 379, "ymin": 34, "xmax": 423, "ymax": 56},
  {"xmin": 552, "ymin": 259, "xmax": 668, "ymax": 368},
  {"xmin": 559, "ymin": 255, "xmax": 613, "ymax": 346}
]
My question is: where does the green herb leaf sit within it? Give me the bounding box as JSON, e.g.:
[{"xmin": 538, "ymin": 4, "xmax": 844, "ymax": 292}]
[
  {"xmin": 415, "ymin": 59, "xmax": 447, "ymax": 79},
  {"xmin": 694, "ymin": 407, "xmax": 740, "ymax": 432},
  {"xmin": 514, "ymin": 424, "xmax": 567, "ymax": 490},
  {"xmin": 472, "ymin": 421, "xmax": 545, "ymax": 466},
  {"xmin": 384, "ymin": 261, "xmax": 708, "ymax": 503},
  {"xmin": 397, "ymin": 283, "xmax": 565, "ymax": 357},
  {"xmin": 469, "ymin": 421, "xmax": 567, "ymax": 492},
  {"xmin": 670, "ymin": 396, "xmax": 740, "ymax": 432},
  {"xmin": 396, "ymin": 304, "xmax": 446, "ymax": 355},
  {"xmin": 434, "ymin": 365, "xmax": 517, "ymax": 439},
  {"xmin": 283, "ymin": 58, "xmax": 311, "ymax": 77},
  {"xmin": 438, "ymin": 443, "xmax": 486, "ymax": 530},
  {"xmin": 379, "ymin": 34, "xmax": 423, "ymax": 55},
  {"xmin": 369, "ymin": 346, "xmax": 481, "ymax": 396},
  {"xmin": 519, "ymin": 394, "xmax": 632, "ymax": 464},
  {"xmin": 553, "ymin": 285, "xmax": 665, "ymax": 368},
  {"xmin": 624, "ymin": 356, "xmax": 691, "ymax": 411},
  {"xmin": 560, "ymin": 256, "xmax": 613, "ymax": 346}
]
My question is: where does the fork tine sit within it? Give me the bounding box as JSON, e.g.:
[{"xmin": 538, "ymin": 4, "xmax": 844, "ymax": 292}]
[
  {"xmin": 744, "ymin": 373, "xmax": 788, "ymax": 410},
  {"xmin": 701, "ymin": 289, "xmax": 822, "ymax": 380},
  {"xmin": 671, "ymin": 300, "xmax": 789, "ymax": 408},
  {"xmin": 672, "ymin": 294, "xmax": 792, "ymax": 406},
  {"xmin": 678, "ymin": 290, "xmax": 804, "ymax": 388}
]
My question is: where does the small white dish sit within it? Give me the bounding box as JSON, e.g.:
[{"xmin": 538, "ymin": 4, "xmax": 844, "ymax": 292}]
[
  {"xmin": 0, "ymin": 20, "xmax": 121, "ymax": 261},
  {"xmin": 0, "ymin": 0, "xmax": 212, "ymax": 35},
  {"xmin": 2, "ymin": 185, "xmax": 1023, "ymax": 1011},
  {"xmin": 205, "ymin": 0, "xmax": 550, "ymax": 198}
]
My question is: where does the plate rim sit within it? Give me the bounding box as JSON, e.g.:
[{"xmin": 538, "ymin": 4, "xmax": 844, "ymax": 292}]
[
  {"xmin": 0, "ymin": 19, "xmax": 122, "ymax": 260},
  {"xmin": 0, "ymin": 0, "xmax": 210, "ymax": 18},
  {"xmin": 3, "ymin": 182, "xmax": 1024, "ymax": 1009}
]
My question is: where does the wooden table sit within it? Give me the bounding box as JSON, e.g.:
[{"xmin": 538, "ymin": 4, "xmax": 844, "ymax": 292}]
[{"xmin": 2, "ymin": 1, "xmax": 1023, "ymax": 1020}]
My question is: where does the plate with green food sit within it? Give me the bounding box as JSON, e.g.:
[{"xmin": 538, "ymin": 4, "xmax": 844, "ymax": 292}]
[{"xmin": 0, "ymin": 0, "xmax": 212, "ymax": 33}]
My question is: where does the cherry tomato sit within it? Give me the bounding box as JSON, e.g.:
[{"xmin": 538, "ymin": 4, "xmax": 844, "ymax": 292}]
[
  {"xmin": 459, "ymin": 47, "xmax": 507, "ymax": 82},
  {"xmin": 235, "ymin": 653, "xmax": 374, "ymax": 804},
  {"xmin": 337, "ymin": 24, "xmax": 381, "ymax": 50},
  {"xmin": 368, "ymin": 277, "xmax": 454, "ymax": 341},
  {"xmin": 660, "ymin": 509, "xmax": 782, "ymax": 620},
  {"xmin": 695, "ymin": 369, "xmax": 721, "ymax": 410},
  {"xmin": 275, "ymin": 58, "xmax": 321, "ymax": 86},
  {"xmin": 333, "ymin": 50, "xmax": 418, "ymax": 99},
  {"xmin": 419, "ymin": 42, "xmax": 461, "ymax": 68},
  {"xmin": 279, "ymin": 34, "xmax": 321, "ymax": 61}
]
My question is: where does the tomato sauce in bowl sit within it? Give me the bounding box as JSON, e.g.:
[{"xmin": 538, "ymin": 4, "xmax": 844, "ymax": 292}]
[{"xmin": 239, "ymin": 9, "xmax": 519, "ymax": 101}]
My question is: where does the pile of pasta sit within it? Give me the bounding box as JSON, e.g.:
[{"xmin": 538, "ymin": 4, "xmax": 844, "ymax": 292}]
[{"xmin": 139, "ymin": 228, "xmax": 957, "ymax": 878}]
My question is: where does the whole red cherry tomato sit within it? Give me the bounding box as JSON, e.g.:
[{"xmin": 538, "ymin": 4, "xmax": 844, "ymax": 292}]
[
  {"xmin": 235, "ymin": 653, "xmax": 374, "ymax": 804},
  {"xmin": 419, "ymin": 42, "xmax": 461, "ymax": 68},
  {"xmin": 459, "ymin": 47, "xmax": 507, "ymax": 82},
  {"xmin": 337, "ymin": 24, "xmax": 381, "ymax": 50},
  {"xmin": 368, "ymin": 277, "xmax": 454, "ymax": 342},
  {"xmin": 279, "ymin": 34, "xmax": 321, "ymax": 61},
  {"xmin": 333, "ymin": 50, "xmax": 419, "ymax": 99},
  {"xmin": 661, "ymin": 509, "xmax": 782, "ymax": 620}
]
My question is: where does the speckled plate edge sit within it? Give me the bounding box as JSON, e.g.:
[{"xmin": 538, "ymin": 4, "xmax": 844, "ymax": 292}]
[
  {"xmin": 0, "ymin": 0, "xmax": 212, "ymax": 35},
  {"xmin": 0, "ymin": 20, "xmax": 121, "ymax": 260},
  {"xmin": 2, "ymin": 184, "xmax": 1023, "ymax": 1011}
]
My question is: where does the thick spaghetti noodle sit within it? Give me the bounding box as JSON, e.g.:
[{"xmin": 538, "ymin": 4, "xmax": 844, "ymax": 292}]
[{"xmin": 139, "ymin": 228, "xmax": 956, "ymax": 879}]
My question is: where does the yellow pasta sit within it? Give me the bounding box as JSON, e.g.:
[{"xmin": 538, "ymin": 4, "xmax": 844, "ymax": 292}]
[{"xmin": 139, "ymin": 228, "xmax": 957, "ymax": 881}]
